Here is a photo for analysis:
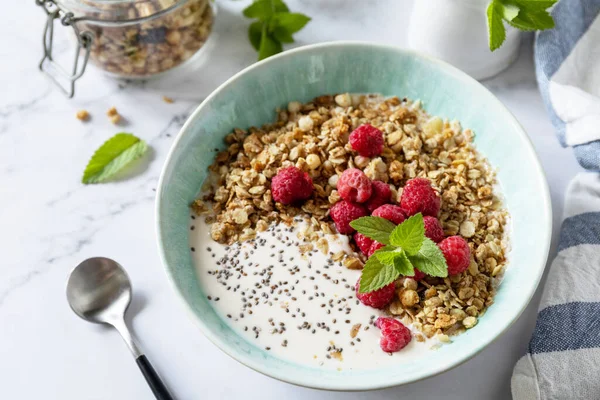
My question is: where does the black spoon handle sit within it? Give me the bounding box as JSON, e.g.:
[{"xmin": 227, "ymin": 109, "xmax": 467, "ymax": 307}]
[{"xmin": 136, "ymin": 355, "xmax": 175, "ymax": 400}]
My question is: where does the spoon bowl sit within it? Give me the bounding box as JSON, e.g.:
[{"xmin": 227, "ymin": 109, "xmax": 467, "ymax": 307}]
[
  {"xmin": 66, "ymin": 257, "xmax": 174, "ymax": 399},
  {"xmin": 67, "ymin": 257, "xmax": 132, "ymax": 324}
]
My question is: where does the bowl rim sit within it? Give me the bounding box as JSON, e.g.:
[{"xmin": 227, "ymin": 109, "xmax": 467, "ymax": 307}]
[{"xmin": 155, "ymin": 40, "xmax": 553, "ymax": 391}]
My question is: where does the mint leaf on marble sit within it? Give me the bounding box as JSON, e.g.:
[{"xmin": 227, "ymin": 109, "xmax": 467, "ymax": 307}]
[
  {"xmin": 82, "ymin": 133, "xmax": 148, "ymax": 184},
  {"xmin": 243, "ymin": 0, "xmax": 310, "ymax": 60}
]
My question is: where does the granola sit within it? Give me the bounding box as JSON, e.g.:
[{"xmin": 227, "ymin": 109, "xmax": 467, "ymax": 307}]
[
  {"xmin": 78, "ymin": 0, "xmax": 214, "ymax": 77},
  {"xmin": 194, "ymin": 94, "xmax": 509, "ymax": 339}
]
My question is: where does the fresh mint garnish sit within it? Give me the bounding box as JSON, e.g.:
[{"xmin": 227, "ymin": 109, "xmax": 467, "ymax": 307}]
[
  {"xmin": 392, "ymin": 250, "xmax": 415, "ymax": 277},
  {"xmin": 243, "ymin": 0, "xmax": 311, "ymax": 60},
  {"xmin": 407, "ymin": 238, "xmax": 448, "ymax": 278},
  {"xmin": 389, "ymin": 213, "xmax": 425, "ymax": 255},
  {"xmin": 359, "ymin": 255, "xmax": 400, "ymax": 294},
  {"xmin": 82, "ymin": 133, "xmax": 148, "ymax": 184},
  {"xmin": 355, "ymin": 214, "xmax": 448, "ymax": 293},
  {"xmin": 349, "ymin": 216, "xmax": 396, "ymax": 245},
  {"xmin": 486, "ymin": 0, "xmax": 556, "ymax": 51},
  {"xmin": 374, "ymin": 246, "xmax": 401, "ymax": 266}
]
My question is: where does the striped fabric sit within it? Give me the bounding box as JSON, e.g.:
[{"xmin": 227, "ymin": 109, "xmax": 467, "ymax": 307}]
[{"xmin": 511, "ymin": 2, "xmax": 600, "ymax": 398}]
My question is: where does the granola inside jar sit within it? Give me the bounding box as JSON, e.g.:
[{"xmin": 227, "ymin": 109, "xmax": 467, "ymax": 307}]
[{"xmin": 57, "ymin": 0, "xmax": 215, "ymax": 78}]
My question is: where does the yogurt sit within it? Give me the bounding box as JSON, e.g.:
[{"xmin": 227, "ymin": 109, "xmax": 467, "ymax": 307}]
[{"xmin": 189, "ymin": 216, "xmax": 439, "ymax": 370}]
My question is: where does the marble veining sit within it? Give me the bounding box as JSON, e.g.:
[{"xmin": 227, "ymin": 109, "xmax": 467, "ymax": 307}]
[{"xmin": 0, "ymin": 0, "xmax": 582, "ymax": 399}]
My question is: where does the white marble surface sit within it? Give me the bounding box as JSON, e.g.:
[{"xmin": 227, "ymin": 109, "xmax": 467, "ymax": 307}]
[{"xmin": 0, "ymin": 1, "xmax": 582, "ymax": 399}]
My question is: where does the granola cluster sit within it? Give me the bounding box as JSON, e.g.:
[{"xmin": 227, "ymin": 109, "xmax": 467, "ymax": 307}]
[
  {"xmin": 194, "ymin": 94, "xmax": 509, "ymax": 339},
  {"xmin": 79, "ymin": 0, "xmax": 213, "ymax": 77}
]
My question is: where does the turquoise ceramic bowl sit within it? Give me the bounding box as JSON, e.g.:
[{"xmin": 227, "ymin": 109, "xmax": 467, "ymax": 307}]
[{"xmin": 156, "ymin": 42, "xmax": 551, "ymax": 390}]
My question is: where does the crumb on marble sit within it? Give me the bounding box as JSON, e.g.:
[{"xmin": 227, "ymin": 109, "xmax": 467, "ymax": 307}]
[{"xmin": 76, "ymin": 110, "xmax": 90, "ymax": 121}]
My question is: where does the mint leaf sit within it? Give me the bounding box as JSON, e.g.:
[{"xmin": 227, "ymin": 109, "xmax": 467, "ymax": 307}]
[
  {"xmin": 374, "ymin": 246, "xmax": 400, "ymax": 267},
  {"xmin": 511, "ymin": 0, "xmax": 557, "ymax": 11},
  {"xmin": 248, "ymin": 21, "xmax": 262, "ymax": 50},
  {"xmin": 393, "ymin": 251, "xmax": 415, "ymax": 276},
  {"xmin": 508, "ymin": 9, "xmax": 554, "ymax": 31},
  {"xmin": 82, "ymin": 133, "xmax": 148, "ymax": 184},
  {"xmin": 389, "ymin": 213, "xmax": 425, "ymax": 255},
  {"xmin": 244, "ymin": 0, "xmax": 309, "ymax": 60},
  {"xmin": 272, "ymin": 12, "xmax": 311, "ymax": 34},
  {"xmin": 272, "ymin": 26, "xmax": 294, "ymax": 43},
  {"xmin": 487, "ymin": 1, "xmax": 507, "ymax": 51},
  {"xmin": 243, "ymin": 0, "xmax": 274, "ymax": 20},
  {"xmin": 258, "ymin": 30, "xmax": 282, "ymax": 60},
  {"xmin": 272, "ymin": 0, "xmax": 290, "ymax": 12},
  {"xmin": 407, "ymin": 238, "xmax": 448, "ymax": 278},
  {"xmin": 498, "ymin": 2, "xmax": 520, "ymax": 21},
  {"xmin": 359, "ymin": 256, "xmax": 399, "ymax": 294},
  {"xmin": 350, "ymin": 216, "xmax": 396, "ymax": 245}
]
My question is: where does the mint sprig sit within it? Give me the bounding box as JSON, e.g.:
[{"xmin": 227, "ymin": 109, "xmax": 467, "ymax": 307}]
[
  {"xmin": 243, "ymin": 0, "xmax": 311, "ymax": 60},
  {"xmin": 486, "ymin": 0, "xmax": 557, "ymax": 51},
  {"xmin": 82, "ymin": 133, "xmax": 148, "ymax": 184},
  {"xmin": 355, "ymin": 213, "xmax": 448, "ymax": 293},
  {"xmin": 350, "ymin": 216, "xmax": 396, "ymax": 245}
]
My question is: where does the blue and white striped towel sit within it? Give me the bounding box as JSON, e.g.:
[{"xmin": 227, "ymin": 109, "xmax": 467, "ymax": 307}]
[{"xmin": 512, "ymin": 1, "xmax": 600, "ymax": 399}]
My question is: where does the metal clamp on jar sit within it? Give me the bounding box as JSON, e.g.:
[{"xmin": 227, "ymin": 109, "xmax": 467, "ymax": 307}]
[{"xmin": 36, "ymin": 0, "xmax": 215, "ymax": 97}]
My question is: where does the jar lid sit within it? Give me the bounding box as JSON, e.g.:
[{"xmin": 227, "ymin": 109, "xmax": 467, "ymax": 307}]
[{"xmin": 56, "ymin": 0, "xmax": 186, "ymax": 23}]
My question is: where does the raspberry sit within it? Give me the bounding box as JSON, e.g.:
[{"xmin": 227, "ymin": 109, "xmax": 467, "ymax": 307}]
[
  {"xmin": 349, "ymin": 124, "xmax": 384, "ymax": 157},
  {"xmin": 372, "ymin": 204, "xmax": 406, "ymax": 225},
  {"xmin": 375, "ymin": 317, "xmax": 412, "ymax": 353},
  {"xmin": 409, "ymin": 268, "xmax": 426, "ymax": 281},
  {"xmin": 354, "ymin": 233, "xmax": 374, "ymax": 255},
  {"xmin": 365, "ymin": 181, "xmax": 392, "ymax": 213},
  {"xmin": 400, "ymin": 178, "xmax": 441, "ymax": 217},
  {"xmin": 439, "ymin": 236, "xmax": 471, "ymax": 275},
  {"xmin": 337, "ymin": 168, "xmax": 372, "ymax": 203},
  {"xmin": 271, "ymin": 166, "xmax": 314, "ymax": 205},
  {"xmin": 355, "ymin": 279, "xmax": 395, "ymax": 309},
  {"xmin": 367, "ymin": 241, "xmax": 384, "ymax": 257},
  {"xmin": 423, "ymin": 216, "xmax": 444, "ymax": 243},
  {"xmin": 330, "ymin": 200, "xmax": 367, "ymax": 234}
]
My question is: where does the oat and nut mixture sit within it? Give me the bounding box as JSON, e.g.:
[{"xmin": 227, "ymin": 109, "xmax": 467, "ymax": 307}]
[
  {"xmin": 79, "ymin": 0, "xmax": 213, "ymax": 77},
  {"xmin": 193, "ymin": 93, "xmax": 509, "ymax": 340}
]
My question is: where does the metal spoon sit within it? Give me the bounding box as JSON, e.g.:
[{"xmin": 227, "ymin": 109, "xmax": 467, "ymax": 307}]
[{"xmin": 66, "ymin": 257, "xmax": 174, "ymax": 400}]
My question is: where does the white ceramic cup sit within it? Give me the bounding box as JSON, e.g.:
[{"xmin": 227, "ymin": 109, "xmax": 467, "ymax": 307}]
[{"xmin": 407, "ymin": 0, "xmax": 521, "ymax": 80}]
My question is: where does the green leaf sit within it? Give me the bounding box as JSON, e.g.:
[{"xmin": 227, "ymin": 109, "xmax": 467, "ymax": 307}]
[
  {"xmin": 243, "ymin": 0, "xmax": 289, "ymax": 19},
  {"xmin": 272, "ymin": 26, "xmax": 294, "ymax": 43},
  {"xmin": 392, "ymin": 251, "xmax": 415, "ymax": 276},
  {"xmin": 508, "ymin": 9, "xmax": 554, "ymax": 31},
  {"xmin": 272, "ymin": 12, "xmax": 311, "ymax": 34},
  {"xmin": 272, "ymin": 0, "xmax": 290, "ymax": 12},
  {"xmin": 389, "ymin": 213, "xmax": 425, "ymax": 255},
  {"xmin": 407, "ymin": 238, "xmax": 448, "ymax": 278},
  {"xmin": 82, "ymin": 133, "xmax": 148, "ymax": 184},
  {"xmin": 258, "ymin": 29, "xmax": 282, "ymax": 60},
  {"xmin": 350, "ymin": 216, "xmax": 396, "ymax": 245},
  {"xmin": 358, "ymin": 256, "xmax": 399, "ymax": 294},
  {"xmin": 248, "ymin": 21, "xmax": 263, "ymax": 51},
  {"xmin": 487, "ymin": 1, "xmax": 507, "ymax": 51},
  {"xmin": 498, "ymin": 2, "xmax": 520, "ymax": 21},
  {"xmin": 374, "ymin": 246, "xmax": 400, "ymax": 267},
  {"xmin": 510, "ymin": 0, "xmax": 557, "ymax": 11},
  {"xmin": 243, "ymin": 0, "xmax": 274, "ymax": 19}
]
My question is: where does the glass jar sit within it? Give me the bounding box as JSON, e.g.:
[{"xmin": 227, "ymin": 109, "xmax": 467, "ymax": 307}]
[{"xmin": 36, "ymin": 0, "xmax": 215, "ymax": 96}]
